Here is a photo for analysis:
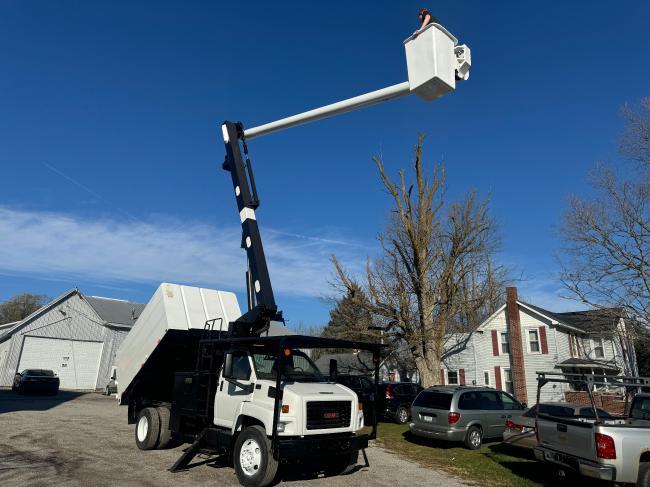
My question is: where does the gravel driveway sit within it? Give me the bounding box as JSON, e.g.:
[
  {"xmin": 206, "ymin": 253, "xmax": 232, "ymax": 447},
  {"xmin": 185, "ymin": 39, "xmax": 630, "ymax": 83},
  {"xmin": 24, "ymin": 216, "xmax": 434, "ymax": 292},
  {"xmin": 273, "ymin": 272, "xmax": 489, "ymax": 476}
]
[{"xmin": 0, "ymin": 390, "xmax": 471, "ymax": 486}]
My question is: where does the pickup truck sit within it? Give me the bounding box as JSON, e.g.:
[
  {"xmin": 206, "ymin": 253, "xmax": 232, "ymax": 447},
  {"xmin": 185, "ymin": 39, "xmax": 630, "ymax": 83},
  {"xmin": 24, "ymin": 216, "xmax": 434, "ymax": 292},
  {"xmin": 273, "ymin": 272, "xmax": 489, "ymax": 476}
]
[
  {"xmin": 534, "ymin": 371, "xmax": 650, "ymax": 486},
  {"xmin": 116, "ymin": 283, "xmax": 380, "ymax": 487}
]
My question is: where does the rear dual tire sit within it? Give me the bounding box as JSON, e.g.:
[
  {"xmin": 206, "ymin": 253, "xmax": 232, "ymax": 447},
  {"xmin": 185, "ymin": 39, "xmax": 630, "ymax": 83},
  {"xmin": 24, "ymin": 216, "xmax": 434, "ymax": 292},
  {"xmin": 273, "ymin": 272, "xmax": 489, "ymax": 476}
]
[{"xmin": 135, "ymin": 406, "xmax": 172, "ymax": 450}]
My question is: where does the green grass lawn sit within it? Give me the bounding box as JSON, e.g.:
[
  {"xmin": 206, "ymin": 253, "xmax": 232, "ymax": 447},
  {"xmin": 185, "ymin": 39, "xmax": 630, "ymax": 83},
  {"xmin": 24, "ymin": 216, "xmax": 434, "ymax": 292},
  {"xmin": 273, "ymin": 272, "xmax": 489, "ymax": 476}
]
[{"xmin": 370, "ymin": 422, "xmax": 608, "ymax": 487}]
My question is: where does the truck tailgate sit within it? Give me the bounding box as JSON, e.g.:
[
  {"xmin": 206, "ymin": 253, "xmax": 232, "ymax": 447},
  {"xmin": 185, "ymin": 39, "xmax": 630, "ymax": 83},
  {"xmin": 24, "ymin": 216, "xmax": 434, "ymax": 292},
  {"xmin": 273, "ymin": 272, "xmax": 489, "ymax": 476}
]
[{"xmin": 537, "ymin": 416, "xmax": 596, "ymax": 461}]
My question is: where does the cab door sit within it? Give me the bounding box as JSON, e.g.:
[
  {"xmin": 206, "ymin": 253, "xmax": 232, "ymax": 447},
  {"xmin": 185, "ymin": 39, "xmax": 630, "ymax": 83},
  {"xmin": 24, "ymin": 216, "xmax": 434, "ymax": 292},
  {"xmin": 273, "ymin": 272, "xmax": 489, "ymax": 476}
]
[{"xmin": 214, "ymin": 351, "xmax": 255, "ymax": 429}]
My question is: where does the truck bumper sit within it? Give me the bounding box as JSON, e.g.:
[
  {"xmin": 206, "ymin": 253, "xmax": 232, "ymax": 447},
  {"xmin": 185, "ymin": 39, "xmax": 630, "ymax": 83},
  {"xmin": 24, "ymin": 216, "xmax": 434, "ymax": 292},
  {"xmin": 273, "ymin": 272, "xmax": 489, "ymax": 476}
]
[
  {"xmin": 534, "ymin": 447, "xmax": 616, "ymax": 482},
  {"xmin": 278, "ymin": 434, "xmax": 369, "ymax": 461}
]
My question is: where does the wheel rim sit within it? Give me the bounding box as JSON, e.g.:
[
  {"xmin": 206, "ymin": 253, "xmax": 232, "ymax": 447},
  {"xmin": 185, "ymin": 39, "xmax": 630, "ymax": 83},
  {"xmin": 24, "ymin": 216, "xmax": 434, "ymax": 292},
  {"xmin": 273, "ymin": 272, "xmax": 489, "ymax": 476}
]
[
  {"xmin": 137, "ymin": 416, "xmax": 149, "ymax": 442},
  {"xmin": 470, "ymin": 430, "xmax": 481, "ymax": 448},
  {"xmin": 239, "ymin": 438, "xmax": 262, "ymax": 477},
  {"xmin": 399, "ymin": 409, "xmax": 408, "ymax": 422}
]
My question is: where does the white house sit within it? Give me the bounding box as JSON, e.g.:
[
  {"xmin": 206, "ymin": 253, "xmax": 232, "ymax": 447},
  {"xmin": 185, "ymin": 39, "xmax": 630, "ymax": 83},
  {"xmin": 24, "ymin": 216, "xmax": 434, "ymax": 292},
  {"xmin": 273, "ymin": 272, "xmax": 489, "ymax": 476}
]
[{"xmin": 440, "ymin": 287, "xmax": 637, "ymax": 407}]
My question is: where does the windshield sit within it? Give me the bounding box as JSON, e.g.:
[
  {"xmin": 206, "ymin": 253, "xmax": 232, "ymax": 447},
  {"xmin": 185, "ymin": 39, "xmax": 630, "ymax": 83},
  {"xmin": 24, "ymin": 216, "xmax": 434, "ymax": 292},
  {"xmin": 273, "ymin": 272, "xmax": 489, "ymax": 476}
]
[{"xmin": 252, "ymin": 350, "xmax": 324, "ymax": 382}]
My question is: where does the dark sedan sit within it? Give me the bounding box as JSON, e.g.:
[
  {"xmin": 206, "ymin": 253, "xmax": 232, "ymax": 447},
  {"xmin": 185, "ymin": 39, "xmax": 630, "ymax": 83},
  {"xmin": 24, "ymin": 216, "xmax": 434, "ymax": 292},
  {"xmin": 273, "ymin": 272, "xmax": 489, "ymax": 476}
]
[{"xmin": 12, "ymin": 369, "xmax": 60, "ymax": 395}]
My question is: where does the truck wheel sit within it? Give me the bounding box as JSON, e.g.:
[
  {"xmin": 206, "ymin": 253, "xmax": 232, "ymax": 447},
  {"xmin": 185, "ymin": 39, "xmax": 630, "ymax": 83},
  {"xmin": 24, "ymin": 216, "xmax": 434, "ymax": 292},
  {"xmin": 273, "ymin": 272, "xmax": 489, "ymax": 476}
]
[
  {"xmin": 135, "ymin": 407, "xmax": 160, "ymax": 450},
  {"xmin": 395, "ymin": 406, "xmax": 409, "ymax": 424},
  {"xmin": 156, "ymin": 406, "xmax": 172, "ymax": 449},
  {"xmin": 324, "ymin": 450, "xmax": 359, "ymax": 476},
  {"xmin": 637, "ymin": 463, "xmax": 650, "ymax": 487},
  {"xmin": 464, "ymin": 426, "xmax": 482, "ymax": 450},
  {"xmin": 233, "ymin": 426, "xmax": 278, "ymax": 487}
]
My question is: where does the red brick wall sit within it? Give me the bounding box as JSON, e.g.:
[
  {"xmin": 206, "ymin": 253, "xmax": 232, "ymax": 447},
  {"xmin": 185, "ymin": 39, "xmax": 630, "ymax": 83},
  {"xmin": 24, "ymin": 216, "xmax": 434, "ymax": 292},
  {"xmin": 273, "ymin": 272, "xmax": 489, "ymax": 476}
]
[
  {"xmin": 564, "ymin": 391, "xmax": 628, "ymax": 416},
  {"xmin": 506, "ymin": 287, "xmax": 528, "ymax": 403}
]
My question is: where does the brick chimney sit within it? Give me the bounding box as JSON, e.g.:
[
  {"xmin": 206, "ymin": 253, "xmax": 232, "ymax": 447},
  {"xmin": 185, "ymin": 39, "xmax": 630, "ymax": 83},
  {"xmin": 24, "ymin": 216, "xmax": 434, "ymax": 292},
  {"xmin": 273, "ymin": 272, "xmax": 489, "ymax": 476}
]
[{"xmin": 506, "ymin": 287, "xmax": 528, "ymax": 403}]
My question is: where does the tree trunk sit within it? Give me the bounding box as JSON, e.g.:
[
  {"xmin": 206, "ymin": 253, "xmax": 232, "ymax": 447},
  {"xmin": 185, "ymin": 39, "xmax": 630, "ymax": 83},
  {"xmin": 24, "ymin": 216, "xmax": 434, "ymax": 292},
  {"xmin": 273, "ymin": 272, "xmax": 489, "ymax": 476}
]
[{"xmin": 414, "ymin": 353, "xmax": 440, "ymax": 388}]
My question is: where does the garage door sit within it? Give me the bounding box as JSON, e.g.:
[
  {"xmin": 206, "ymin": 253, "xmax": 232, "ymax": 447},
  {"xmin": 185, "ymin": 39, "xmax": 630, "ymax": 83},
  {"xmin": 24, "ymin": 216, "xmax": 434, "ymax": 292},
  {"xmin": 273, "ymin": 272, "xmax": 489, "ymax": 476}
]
[{"xmin": 18, "ymin": 336, "xmax": 104, "ymax": 390}]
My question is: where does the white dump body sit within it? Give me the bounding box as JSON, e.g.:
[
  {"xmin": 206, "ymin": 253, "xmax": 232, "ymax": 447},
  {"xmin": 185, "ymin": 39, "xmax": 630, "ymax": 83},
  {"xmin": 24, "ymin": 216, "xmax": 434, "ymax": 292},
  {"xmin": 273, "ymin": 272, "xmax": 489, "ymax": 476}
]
[{"xmin": 115, "ymin": 283, "xmax": 241, "ymax": 399}]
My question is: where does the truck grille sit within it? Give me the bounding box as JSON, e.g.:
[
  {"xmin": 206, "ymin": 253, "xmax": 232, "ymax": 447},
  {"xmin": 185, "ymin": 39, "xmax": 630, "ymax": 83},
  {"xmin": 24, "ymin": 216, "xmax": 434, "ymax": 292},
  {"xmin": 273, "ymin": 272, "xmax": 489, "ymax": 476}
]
[{"xmin": 306, "ymin": 401, "xmax": 352, "ymax": 430}]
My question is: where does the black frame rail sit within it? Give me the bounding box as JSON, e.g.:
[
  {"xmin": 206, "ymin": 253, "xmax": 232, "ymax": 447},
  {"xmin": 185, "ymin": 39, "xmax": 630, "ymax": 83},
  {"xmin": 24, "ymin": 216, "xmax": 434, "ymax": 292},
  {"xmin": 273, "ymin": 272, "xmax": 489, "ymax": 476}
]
[{"xmin": 536, "ymin": 371, "xmax": 650, "ymax": 423}]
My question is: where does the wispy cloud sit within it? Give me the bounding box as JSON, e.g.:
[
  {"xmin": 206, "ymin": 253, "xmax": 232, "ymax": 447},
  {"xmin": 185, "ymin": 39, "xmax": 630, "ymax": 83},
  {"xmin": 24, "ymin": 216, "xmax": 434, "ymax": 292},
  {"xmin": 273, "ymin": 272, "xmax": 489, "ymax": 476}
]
[{"xmin": 0, "ymin": 207, "xmax": 371, "ymax": 298}]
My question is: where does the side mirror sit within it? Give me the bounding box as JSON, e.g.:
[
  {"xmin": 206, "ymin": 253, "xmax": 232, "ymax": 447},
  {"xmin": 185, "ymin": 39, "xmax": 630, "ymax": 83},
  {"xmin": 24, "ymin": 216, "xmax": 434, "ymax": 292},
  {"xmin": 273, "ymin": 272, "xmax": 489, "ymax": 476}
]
[
  {"xmin": 330, "ymin": 359, "xmax": 338, "ymax": 382},
  {"xmin": 223, "ymin": 353, "xmax": 233, "ymax": 379}
]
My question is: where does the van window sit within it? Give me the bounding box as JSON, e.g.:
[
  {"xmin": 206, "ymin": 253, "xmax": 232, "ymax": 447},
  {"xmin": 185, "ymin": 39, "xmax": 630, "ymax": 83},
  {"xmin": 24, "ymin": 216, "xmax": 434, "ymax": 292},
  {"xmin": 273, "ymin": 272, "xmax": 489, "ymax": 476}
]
[
  {"xmin": 458, "ymin": 391, "xmax": 481, "ymax": 410},
  {"xmin": 413, "ymin": 391, "xmax": 452, "ymax": 410},
  {"xmin": 477, "ymin": 391, "xmax": 501, "ymax": 410}
]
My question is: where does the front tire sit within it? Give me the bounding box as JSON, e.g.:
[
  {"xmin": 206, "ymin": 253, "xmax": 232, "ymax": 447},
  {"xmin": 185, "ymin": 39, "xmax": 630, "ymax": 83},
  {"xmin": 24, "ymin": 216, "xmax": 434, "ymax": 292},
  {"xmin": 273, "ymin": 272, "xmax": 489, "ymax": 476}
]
[
  {"xmin": 233, "ymin": 425, "xmax": 278, "ymax": 487},
  {"xmin": 464, "ymin": 426, "xmax": 482, "ymax": 450},
  {"xmin": 135, "ymin": 407, "xmax": 160, "ymax": 450},
  {"xmin": 395, "ymin": 406, "xmax": 409, "ymax": 424}
]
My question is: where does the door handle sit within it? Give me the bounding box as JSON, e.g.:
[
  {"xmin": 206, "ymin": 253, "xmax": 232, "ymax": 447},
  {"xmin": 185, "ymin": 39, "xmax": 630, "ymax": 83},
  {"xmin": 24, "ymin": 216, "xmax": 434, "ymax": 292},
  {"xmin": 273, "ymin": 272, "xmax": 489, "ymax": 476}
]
[{"xmin": 220, "ymin": 380, "xmax": 224, "ymax": 392}]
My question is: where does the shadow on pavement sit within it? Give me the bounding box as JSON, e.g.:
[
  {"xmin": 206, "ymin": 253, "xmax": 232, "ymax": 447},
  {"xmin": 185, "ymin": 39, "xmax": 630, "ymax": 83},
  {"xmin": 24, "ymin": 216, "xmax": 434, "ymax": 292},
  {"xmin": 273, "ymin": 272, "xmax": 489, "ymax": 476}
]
[{"xmin": 0, "ymin": 389, "xmax": 85, "ymax": 414}]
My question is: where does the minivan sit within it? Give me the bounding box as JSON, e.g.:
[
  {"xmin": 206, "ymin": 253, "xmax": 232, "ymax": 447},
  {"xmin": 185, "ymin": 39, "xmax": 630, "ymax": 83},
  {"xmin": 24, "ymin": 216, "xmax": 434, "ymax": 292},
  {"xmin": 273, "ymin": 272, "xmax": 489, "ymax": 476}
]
[{"xmin": 409, "ymin": 386, "xmax": 525, "ymax": 449}]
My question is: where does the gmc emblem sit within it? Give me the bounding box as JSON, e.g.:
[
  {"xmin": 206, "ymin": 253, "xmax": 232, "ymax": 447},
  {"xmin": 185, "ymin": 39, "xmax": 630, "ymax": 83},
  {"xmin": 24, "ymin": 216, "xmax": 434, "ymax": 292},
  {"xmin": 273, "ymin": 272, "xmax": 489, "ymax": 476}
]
[{"xmin": 323, "ymin": 412, "xmax": 339, "ymax": 419}]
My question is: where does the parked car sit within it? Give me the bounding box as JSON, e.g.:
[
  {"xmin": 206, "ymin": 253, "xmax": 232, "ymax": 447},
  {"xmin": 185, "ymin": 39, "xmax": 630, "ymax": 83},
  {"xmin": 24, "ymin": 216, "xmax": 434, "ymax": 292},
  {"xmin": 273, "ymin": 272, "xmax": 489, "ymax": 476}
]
[
  {"xmin": 335, "ymin": 374, "xmax": 376, "ymax": 421},
  {"xmin": 504, "ymin": 403, "xmax": 613, "ymax": 449},
  {"xmin": 104, "ymin": 366, "xmax": 117, "ymax": 396},
  {"xmin": 377, "ymin": 382, "xmax": 423, "ymax": 424},
  {"xmin": 12, "ymin": 369, "xmax": 60, "ymax": 395},
  {"xmin": 409, "ymin": 385, "xmax": 525, "ymax": 449}
]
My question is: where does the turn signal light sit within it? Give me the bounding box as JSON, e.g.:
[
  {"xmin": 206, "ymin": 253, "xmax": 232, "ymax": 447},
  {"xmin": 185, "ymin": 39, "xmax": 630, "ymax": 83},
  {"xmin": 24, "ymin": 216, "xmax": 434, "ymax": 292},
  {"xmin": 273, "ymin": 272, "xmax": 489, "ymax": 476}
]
[
  {"xmin": 281, "ymin": 404, "xmax": 290, "ymax": 414},
  {"xmin": 448, "ymin": 412, "xmax": 461, "ymax": 425}
]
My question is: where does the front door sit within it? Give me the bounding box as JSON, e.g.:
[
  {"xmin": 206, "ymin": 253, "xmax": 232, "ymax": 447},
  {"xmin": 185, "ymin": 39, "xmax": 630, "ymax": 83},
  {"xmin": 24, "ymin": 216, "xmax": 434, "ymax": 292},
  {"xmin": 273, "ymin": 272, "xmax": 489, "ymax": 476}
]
[{"xmin": 214, "ymin": 351, "xmax": 255, "ymax": 429}]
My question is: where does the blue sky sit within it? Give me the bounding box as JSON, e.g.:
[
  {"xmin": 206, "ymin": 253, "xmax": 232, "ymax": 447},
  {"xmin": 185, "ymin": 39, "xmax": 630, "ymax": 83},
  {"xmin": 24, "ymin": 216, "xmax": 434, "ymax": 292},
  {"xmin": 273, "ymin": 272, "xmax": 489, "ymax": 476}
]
[{"xmin": 1, "ymin": 1, "xmax": 649, "ymax": 328}]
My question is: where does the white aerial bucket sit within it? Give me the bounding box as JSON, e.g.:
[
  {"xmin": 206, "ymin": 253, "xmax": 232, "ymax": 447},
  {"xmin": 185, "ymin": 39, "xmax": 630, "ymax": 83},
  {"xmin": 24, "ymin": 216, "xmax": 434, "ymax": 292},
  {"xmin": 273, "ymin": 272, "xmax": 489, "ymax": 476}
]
[{"xmin": 404, "ymin": 23, "xmax": 459, "ymax": 101}]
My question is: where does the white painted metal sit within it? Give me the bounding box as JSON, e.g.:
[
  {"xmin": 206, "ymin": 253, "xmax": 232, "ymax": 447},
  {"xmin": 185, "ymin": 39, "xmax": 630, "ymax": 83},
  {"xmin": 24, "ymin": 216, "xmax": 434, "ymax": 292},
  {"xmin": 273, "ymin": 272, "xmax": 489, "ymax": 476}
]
[
  {"xmin": 404, "ymin": 23, "xmax": 458, "ymax": 101},
  {"xmin": 17, "ymin": 336, "xmax": 103, "ymax": 390},
  {"xmin": 243, "ymin": 23, "xmax": 470, "ymax": 140},
  {"xmin": 243, "ymin": 81, "xmax": 410, "ymax": 140},
  {"xmin": 137, "ymin": 415, "xmax": 149, "ymax": 442},
  {"xmin": 115, "ymin": 283, "xmax": 242, "ymax": 400}
]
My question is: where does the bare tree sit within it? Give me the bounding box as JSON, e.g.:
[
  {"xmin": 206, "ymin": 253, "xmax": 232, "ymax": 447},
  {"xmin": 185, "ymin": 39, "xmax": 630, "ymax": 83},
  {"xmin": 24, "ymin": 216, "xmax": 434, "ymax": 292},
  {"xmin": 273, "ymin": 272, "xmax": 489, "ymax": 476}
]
[
  {"xmin": 0, "ymin": 293, "xmax": 49, "ymax": 325},
  {"xmin": 333, "ymin": 136, "xmax": 504, "ymax": 387},
  {"xmin": 561, "ymin": 98, "xmax": 650, "ymax": 328}
]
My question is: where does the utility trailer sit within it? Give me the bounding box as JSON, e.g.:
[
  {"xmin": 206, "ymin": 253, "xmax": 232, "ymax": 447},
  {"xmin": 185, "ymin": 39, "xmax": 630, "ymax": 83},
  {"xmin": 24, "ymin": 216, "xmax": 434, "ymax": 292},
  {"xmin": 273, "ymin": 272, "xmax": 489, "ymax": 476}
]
[{"xmin": 116, "ymin": 283, "xmax": 381, "ymax": 487}]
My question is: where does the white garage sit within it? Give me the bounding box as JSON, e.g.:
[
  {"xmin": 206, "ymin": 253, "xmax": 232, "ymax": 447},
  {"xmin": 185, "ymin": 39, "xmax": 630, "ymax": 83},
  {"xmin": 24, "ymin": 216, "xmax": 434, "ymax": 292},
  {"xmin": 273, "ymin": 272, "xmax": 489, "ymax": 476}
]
[
  {"xmin": 0, "ymin": 289, "xmax": 145, "ymax": 390},
  {"xmin": 17, "ymin": 336, "xmax": 104, "ymax": 390}
]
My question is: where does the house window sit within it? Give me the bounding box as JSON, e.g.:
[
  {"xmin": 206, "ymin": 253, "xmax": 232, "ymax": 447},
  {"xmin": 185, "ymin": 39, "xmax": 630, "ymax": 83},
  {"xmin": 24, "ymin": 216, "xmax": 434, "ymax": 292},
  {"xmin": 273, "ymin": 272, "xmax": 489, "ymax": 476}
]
[
  {"xmin": 484, "ymin": 371, "xmax": 490, "ymax": 386},
  {"xmin": 528, "ymin": 329, "xmax": 541, "ymax": 353},
  {"xmin": 447, "ymin": 370, "xmax": 458, "ymax": 385},
  {"xmin": 503, "ymin": 368, "xmax": 514, "ymax": 394},
  {"xmin": 501, "ymin": 332, "xmax": 510, "ymax": 354},
  {"xmin": 593, "ymin": 338, "xmax": 605, "ymax": 359}
]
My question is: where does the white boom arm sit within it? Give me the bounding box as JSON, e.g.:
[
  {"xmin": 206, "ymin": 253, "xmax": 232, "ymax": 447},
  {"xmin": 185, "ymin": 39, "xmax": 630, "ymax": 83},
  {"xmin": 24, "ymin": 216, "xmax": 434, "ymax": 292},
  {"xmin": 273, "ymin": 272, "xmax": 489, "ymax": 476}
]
[{"xmin": 243, "ymin": 23, "xmax": 471, "ymax": 140}]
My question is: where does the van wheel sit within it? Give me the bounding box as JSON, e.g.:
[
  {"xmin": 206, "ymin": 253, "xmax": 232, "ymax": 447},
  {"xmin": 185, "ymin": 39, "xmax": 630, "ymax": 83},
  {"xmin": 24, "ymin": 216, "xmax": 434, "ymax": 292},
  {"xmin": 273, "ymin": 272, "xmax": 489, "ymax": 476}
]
[
  {"xmin": 464, "ymin": 426, "xmax": 482, "ymax": 450},
  {"xmin": 234, "ymin": 425, "xmax": 278, "ymax": 487},
  {"xmin": 324, "ymin": 450, "xmax": 359, "ymax": 476},
  {"xmin": 135, "ymin": 407, "xmax": 160, "ymax": 450},
  {"xmin": 395, "ymin": 406, "xmax": 409, "ymax": 424},
  {"xmin": 637, "ymin": 463, "xmax": 650, "ymax": 486},
  {"xmin": 156, "ymin": 406, "xmax": 172, "ymax": 449}
]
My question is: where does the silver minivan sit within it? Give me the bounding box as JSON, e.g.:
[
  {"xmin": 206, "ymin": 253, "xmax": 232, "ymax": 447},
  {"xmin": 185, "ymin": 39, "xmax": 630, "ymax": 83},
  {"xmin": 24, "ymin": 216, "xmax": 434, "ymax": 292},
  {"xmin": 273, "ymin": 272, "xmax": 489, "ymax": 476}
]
[{"xmin": 409, "ymin": 386, "xmax": 526, "ymax": 449}]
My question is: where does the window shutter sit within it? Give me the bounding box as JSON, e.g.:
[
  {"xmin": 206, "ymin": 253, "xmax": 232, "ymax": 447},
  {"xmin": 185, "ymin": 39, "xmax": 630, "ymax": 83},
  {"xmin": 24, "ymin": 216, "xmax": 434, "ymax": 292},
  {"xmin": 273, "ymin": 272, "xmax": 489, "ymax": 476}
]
[
  {"xmin": 439, "ymin": 369, "xmax": 445, "ymax": 385},
  {"xmin": 491, "ymin": 330, "xmax": 500, "ymax": 356},
  {"xmin": 494, "ymin": 366, "xmax": 502, "ymax": 390},
  {"xmin": 539, "ymin": 326, "xmax": 549, "ymax": 354},
  {"xmin": 459, "ymin": 368, "xmax": 466, "ymax": 385}
]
